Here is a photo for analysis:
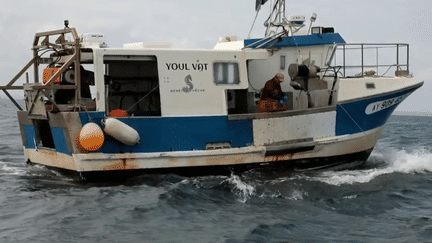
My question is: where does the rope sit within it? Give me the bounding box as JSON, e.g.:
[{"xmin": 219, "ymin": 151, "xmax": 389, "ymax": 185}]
[
  {"xmin": 247, "ymin": 10, "xmax": 260, "ymax": 39},
  {"xmin": 126, "ymin": 85, "xmax": 159, "ymax": 114},
  {"xmin": 338, "ymin": 103, "xmax": 391, "ymax": 163}
]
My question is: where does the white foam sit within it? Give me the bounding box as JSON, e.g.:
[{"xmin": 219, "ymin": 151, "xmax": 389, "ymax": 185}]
[
  {"xmin": 225, "ymin": 174, "xmax": 255, "ymax": 203},
  {"xmin": 0, "ymin": 161, "xmax": 26, "ymax": 176},
  {"xmin": 311, "ymin": 148, "xmax": 432, "ymax": 186},
  {"xmin": 287, "ymin": 189, "xmax": 305, "ymax": 200},
  {"xmin": 390, "ymin": 148, "xmax": 432, "ymax": 173}
]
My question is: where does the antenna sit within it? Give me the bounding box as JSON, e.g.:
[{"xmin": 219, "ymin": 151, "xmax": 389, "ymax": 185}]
[
  {"xmin": 255, "ymin": 0, "xmax": 269, "ymax": 11},
  {"xmin": 263, "ymin": 0, "xmax": 307, "ymax": 37},
  {"xmin": 308, "ymin": 13, "xmax": 317, "ymax": 34},
  {"xmin": 248, "ymin": 0, "xmax": 270, "ymax": 39}
]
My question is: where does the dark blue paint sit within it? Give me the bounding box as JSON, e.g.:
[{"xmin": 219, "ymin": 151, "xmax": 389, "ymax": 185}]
[
  {"xmin": 79, "ymin": 113, "xmax": 254, "ymax": 153},
  {"xmin": 23, "ymin": 125, "xmax": 71, "ymax": 155},
  {"xmin": 244, "ymin": 33, "xmax": 345, "ymax": 48},
  {"xmin": 51, "ymin": 127, "xmax": 71, "ymax": 155},
  {"xmin": 336, "ymin": 88, "xmax": 419, "ymax": 135},
  {"xmin": 23, "ymin": 125, "xmax": 36, "ymax": 149}
]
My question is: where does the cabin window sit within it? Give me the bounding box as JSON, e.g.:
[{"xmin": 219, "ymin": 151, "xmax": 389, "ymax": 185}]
[
  {"xmin": 104, "ymin": 55, "xmax": 161, "ymax": 116},
  {"xmin": 280, "ymin": 55, "xmax": 286, "ymax": 70},
  {"xmin": 213, "ymin": 62, "xmax": 239, "ymax": 85}
]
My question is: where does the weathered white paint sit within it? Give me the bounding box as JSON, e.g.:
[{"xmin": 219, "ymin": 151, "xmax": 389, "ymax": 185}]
[
  {"xmin": 338, "ymin": 77, "xmax": 423, "ymax": 103},
  {"xmin": 25, "ymin": 148, "xmax": 77, "ymax": 171},
  {"xmin": 253, "ymin": 111, "xmax": 336, "ymax": 146}
]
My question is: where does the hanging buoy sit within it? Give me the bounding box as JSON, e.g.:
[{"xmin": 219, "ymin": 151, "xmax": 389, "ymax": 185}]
[
  {"xmin": 109, "ymin": 109, "xmax": 128, "ymax": 117},
  {"xmin": 103, "ymin": 118, "xmax": 140, "ymax": 146},
  {"xmin": 79, "ymin": 122, "xmax": 105, "ymax": 151}
]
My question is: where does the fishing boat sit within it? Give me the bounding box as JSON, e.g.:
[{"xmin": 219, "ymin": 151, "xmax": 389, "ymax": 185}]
[{"xmin": 2, "ymin": 0, "xmax": 423, "ymax": 178}]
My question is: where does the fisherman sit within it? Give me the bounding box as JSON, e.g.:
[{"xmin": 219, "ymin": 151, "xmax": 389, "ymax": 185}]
[{"xmin": 257, "ymin": 73, "xmax": 288, "ymax": 113}]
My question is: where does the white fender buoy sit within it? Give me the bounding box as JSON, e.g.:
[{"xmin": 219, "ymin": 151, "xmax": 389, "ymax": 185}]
[
  {"xmin": 79, "ymin": 122, "xmax": 105, "ymax": 151},
  {"xmin": 103, "ymin": 118, "xmax": 140, "ymax": 146}
]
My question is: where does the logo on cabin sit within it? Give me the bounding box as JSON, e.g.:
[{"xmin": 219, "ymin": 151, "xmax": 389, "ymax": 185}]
[
  {"xmin": 182, "ymin": 75, "xmax": 193, "ymax": 93},
  {"xmin": 170, "ymin": 75, "xmax": 205, "ymax": 93}
]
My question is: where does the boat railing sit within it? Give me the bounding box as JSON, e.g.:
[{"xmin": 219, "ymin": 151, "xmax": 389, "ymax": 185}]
[{"xmin": 329, "ymin": 43, "xmax": 410, "ymax": 78}]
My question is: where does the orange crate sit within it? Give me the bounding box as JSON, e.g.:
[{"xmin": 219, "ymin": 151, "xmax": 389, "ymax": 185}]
[{"xmin": 43, "ymin": 67, "xmax": 61, "ymax": 84}]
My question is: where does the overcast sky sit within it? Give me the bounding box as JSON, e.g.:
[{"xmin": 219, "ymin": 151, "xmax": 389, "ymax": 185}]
[{"xmin": 1, "ymin": 0, "xmax": 431, "ymax": 113}]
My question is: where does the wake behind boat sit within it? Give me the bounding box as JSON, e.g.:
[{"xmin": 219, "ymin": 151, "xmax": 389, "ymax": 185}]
[{"xmin": 1, "ymin": 0, "xmax": 423, "ymax": 179}]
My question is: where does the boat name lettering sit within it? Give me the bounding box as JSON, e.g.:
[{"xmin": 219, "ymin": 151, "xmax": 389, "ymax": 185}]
[
  {"xmin": 365, "ymin": 92, "xmax": 411, "ymax": 115},
  {"xmin": 166, "ymin": 63, "xmax": 208, "ymax": 71}
]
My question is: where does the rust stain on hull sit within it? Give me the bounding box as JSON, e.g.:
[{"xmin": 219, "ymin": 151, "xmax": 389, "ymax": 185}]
[
  {"xmin": 264, "ymin": 153, "xmax": 295, "ymax": 162},
  {"xmin": 103, "ymin": 159, "xmax": 138, "ymax": 171},
  {"xmin": 27, "ymin": 148, "xmax": 77, "ymax": 171},
  {"xmin": 205, "ymin": 156, "xmax": 246, "ymax": 166}
]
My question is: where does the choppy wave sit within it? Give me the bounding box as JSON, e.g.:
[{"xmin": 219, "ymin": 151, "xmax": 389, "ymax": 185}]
[
  {"xmin": 224, "ymin": 174, "xmax": 255, "ymax": 203},
  {"xmin": 311, "ymin": 148, "xmax": 432, "ymax": 186},
  {"xmin": 0, "ymin": 112, "xmax": 431, "ymax": 242},
  {"xmin": 2, "ymin": 162, "xmax": 26, "ymax": 176}
]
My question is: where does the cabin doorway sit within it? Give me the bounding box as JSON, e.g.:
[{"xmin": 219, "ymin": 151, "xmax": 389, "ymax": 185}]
[{"xmin": 104, "ymin": 55, "xmax": 161, "ymax": 116}]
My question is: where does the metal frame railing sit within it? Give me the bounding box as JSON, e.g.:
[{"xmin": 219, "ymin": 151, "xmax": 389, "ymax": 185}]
[
  {"xmin": 1, "ymin": 27, "xmax": 83, "ymax": 111},
  {"xmin": 328, "ymin": 43, "xmax": 410, "ymax": 78}
]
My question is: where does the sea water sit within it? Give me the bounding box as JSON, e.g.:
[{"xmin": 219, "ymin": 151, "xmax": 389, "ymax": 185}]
[{"xmin": 0, "ymin": 99, "xmax": 431, "ymax": 242}]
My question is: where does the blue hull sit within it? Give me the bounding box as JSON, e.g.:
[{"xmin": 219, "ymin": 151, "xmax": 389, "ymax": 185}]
[
  {"xmin": 336, "ymin": 87, "xmax": 419, "ymax": 136},
  {"xmin": 21, "ymin": 85, "xmax": 421, "ymax": 164}
]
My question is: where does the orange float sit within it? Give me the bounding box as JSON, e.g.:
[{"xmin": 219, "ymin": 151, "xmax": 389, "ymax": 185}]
[
  {"xmin": 79, "ymin": 122, "xmax": 105, "ymax": 151},
  {"xmin": 109, "ymin": 109, "xmax": 128, "ymax": 117}
]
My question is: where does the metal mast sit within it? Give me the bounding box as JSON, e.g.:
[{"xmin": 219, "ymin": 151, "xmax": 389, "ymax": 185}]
[{"xmin": 263, "ymin": 0, "xmax": 288, "ymax": 37}]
